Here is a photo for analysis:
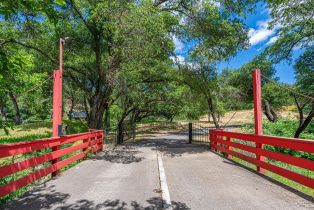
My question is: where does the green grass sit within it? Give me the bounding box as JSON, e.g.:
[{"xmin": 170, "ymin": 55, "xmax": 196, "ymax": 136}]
[
  {"xmin": 0, "ymin": 121, "xmax": 52, "ymax": 144},
  {"xmin": 242, "ymin": 117, "xmax": 314, "ymax": 140},
  {"xmin": 0, "ymin": 120, "xmax": 88, "ymax": 144}
]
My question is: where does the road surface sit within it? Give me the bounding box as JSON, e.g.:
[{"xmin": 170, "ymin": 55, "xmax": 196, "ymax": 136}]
[{"xmin": 1, "ymin": 133, "xmax": 313, "ymax": 210}]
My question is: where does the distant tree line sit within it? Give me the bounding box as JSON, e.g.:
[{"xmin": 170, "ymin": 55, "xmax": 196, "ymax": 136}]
[{"xmin": 0, "ymin": 0, "xmax": 312, "ymax": 139}]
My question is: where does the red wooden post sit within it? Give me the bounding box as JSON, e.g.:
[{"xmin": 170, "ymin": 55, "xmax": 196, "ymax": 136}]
[
  {"xmin": 226, "ymin": 137, "xmax": 232, "ymax": 159},
  {"xmin": 98, "ymin": 132, "xmax": 104, "ymax": 152},
  {"xmin": 51, "ymin": 38, "xmax": 65, "ymax": 177},
  {"xmin": 51, "ymin": 144, "xmax": 60, "ymax": 177},
  {"xmin": 252, "ymin": 69, "xmax": 264, "ymax": 173},
  {"xmin": 82, "ymin": 138, "xmax": 89, "ymax": 159},
  {"xmin": 52, "ymin": 38, "xmax": 65, "ymax": 137},
  {"xmin": 52, "ymin": 70, "xmax": 62, "ymax": 137},
  {"xmin": 58, "ymin": 38, "xmax": 64, "ymax": 127}
]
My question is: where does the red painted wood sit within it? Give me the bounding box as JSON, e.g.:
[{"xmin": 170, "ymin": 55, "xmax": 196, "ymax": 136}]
[
  {"xmin": 61, "ymin": 134, "xmax": 90, "ymax": 145},
  {"xmin": 211, "ymin": 144, "xmax": 314, "ymax": 188},
  {"xmin": 0, "ymin": 131, "xmax": 102, "ymax": 158},
  {"xmin": 0, "ymin": 130, "xmax": 104, "ymax": 198},
  {"xmin": 0, "ymin": 140, "xmax": 61, "ymax": 158},
  {"xmin": 51, "ymin": 145, "xmax": 61, "ymax": 177},
  {"xmin": 211, "ymin": 130, "xmax": 314, "ymax": 153},
  {"xmin": 210, "ymin": 130, "xmax": 314, "ymax": 189},
  {"xmin": 0, "ymin": 152, "xmax": 85, "ymax": 197},
  {"xmin": 52, "ymin": 70, "xmax": 61, "ymax": 137},
  {"xmin": 226, "ymin": 137, "xmax": 232, "ymax": 159},
  {"xmin": 253, "ymin": 69, "xmax": 264, "ymax": 172},
  {"xmin": 0, "ymin": 142, "xmax": 89, "ymax": 179},
  {"xmin": 212, "ymin": 138, "xmax": 314, "ymax": 171}
]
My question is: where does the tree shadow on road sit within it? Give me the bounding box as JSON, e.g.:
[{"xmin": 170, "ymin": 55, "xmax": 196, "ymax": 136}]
[
  {"xmin": 1, "ymin": 184, "xmax": 190, "ymax": 210},
  {"xmin": 136, "ymin": 136, "xmax": 210, "ymax": 158},
  {"xmin": 55, "ymin": 197, "xmax": 190, "ymax": 210},
  {"xmin": 92, "ymin": 145, "xmax": 145, "ymax": 164}
]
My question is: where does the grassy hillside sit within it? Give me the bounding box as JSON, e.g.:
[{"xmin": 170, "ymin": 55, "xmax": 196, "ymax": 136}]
[{"xmin": 0, "ymin": 120, "xmax": 88, "ymax": 144}]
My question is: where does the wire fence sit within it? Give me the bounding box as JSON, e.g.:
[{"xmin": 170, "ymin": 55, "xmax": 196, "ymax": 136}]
[
  {"xmin": 104, "ymin": 120, "xmax": 135, "ymax": 145},
  {"xmin": 190, "ymin": 122, "xmax": 214, "ymax": 144}
]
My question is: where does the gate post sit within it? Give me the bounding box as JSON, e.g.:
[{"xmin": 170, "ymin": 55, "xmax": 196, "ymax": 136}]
[
  {"xmin": 252, "ymin": 69, "xmax": 264, "ymax": 174},
  {"xmin": 52, "ymin": 38, "xmax": 65, "ymax": 177},
  {"xmin": 52, "ymin": 70, "xmax": 62, "ymax": 137},
  {"xmin": 188, "ymin": 123, "xmax": 192, "ymax": 144},
  {"xmin": 52, "ymin": 38, "xmax": 65, "ymax": 137}
]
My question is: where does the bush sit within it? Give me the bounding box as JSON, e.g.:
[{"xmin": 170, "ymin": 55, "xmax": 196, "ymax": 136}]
[{"xmin": 242, "ymin": 117, "xmax": 314, "ymax": 160}]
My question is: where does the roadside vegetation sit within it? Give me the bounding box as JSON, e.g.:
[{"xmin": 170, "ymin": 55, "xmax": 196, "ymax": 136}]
[{"xmin": 0, "ymin": 0, "xmax": 313, "ymax": 203}]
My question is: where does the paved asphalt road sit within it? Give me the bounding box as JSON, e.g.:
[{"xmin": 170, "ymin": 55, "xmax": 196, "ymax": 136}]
[{"xmin": 1, "ymin": 133, "xmax": 313, "ymax": 210}]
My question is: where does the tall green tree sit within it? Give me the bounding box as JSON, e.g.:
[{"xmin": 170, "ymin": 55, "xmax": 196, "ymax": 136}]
[
  {"xmin": 293, "ymin": 48, "xmax": 314, "ymax": 138},
  {"xmin": 220, "ymin": 56, "xmax": 281, "ymax": 122},
  {"xmin": 0, "ymin": 0, "xmax": 260, "ymax": 130},
  {"xmin": 0, "ymin": 39, "xmax": 47, "ymax": 125},
  {"xmin": 179, "ymin": 62, "xmax": 222, "ymax": 127},
  {"xmin": 265, "ymin": 0, "xmax": 313, "ymax": 62}
]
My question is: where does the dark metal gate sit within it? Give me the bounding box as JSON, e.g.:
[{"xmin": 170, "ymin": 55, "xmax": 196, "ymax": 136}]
[{"xmin": 188, "ymin": 122, "xmax": 213, "ymax": 144}]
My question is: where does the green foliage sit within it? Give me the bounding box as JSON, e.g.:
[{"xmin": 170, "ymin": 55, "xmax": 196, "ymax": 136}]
[
  {"xmin": 63, "ymin": 119, "xmax": 88, "ymax": 134},
  {"xmin": 183, "ymin": 2, "xmax": 249, "ymax": 61},
  {"xmin": 220, "ymin": 56, "xmax": 277, "ymax": 110},
  {"xmin": 0, "ymin": 0, "xmax": 65, "ymax": 21},
  {"xmin": 262, "ymin": 82, "xmax": 293, "ymax": 109},
  {"xmin": 242, "ymin": 117, "xmax": 314, "ymax": 160},
  {"xmin": 294, "ymin": 47, "xmax": 314, "ymax": 94},
  {"xmin": 265, "ymin": 0, "xmax": 313, "ymax": 63},
  {"xmin": 243, "ymin": 117, "xmax": 314, "ymax": 139}
]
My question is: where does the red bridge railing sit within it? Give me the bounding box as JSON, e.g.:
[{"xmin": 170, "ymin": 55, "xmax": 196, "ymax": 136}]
[
  {"xmin": 210, "ymin": 130, "xmax": 314, "ymax": 189},
  {"xmin": 0, "ymin": 130, "xmax": 104, "ymax": 198}
]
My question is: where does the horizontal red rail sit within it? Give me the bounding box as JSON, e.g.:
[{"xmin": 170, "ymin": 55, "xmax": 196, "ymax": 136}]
[
  {"xmin": 0, "ymin": 142, "xmax": 89, "ymax": 179},
  {"xmin": 210, "ymin": 130, "xmax": 314, "ymax": 189},
  {"xmin": 213, "ymin": 137, "xmax": 314, "ymax": 171},
  {"xmin": 211, "ymin": 130, "xmax": 314, "ymax": 153},
  {"xmin": 0, "ymin": 130, "xmax": 104, "ymax": 198}
]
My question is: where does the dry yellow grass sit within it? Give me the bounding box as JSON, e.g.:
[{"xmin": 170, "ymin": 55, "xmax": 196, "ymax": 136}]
[{"xmin": 0, "ymin": 127, "xmax": 51, "ymax": 139}]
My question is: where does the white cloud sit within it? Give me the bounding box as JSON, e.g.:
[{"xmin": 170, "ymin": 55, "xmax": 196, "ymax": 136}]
[
  {"xmin": 266, "ymin": 36, "xmax": 278, "ymax": 46},
  {"xmin": 249, "ymin": 19, "xmax": 275, "ymax": 46},
  {"xmin": 170, "ymin": 55, "xmax": 185, "ymax": 63},
  {"xmin": 173, "ymin": 36, "xmax": 184, "ymax": 53},
  {"xmin": 177, "ymin": 55, "xmax": 185, "ymax": 62}
]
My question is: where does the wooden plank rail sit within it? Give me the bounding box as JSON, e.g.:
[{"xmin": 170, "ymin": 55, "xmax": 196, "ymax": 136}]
[
  {"xmin": 0, "ymin": 130, "xmax": 104, "ymax": 198},
  {"xmin": 209, "ymin": 130, "xmax": 314, "ymax": 189}
]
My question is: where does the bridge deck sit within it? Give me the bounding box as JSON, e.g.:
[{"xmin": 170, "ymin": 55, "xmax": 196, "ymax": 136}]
[{"xmin": 2, "ymin": 133, "xmax": 313, "ymax": 210}]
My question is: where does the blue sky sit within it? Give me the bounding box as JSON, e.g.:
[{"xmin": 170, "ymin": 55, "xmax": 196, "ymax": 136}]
[{"xmin": 174, "ymin": 2, "xmax": 302, "ymax": 84}]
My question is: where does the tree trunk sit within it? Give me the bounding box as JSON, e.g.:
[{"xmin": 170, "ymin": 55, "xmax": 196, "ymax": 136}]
[
  {"xmin": 117, "ymin": 119, "xmax": 124, "ymax": 144},
  {"xmin": 263, "ymin": 100, "xmax": 278, "ymax": 122},
  {"xmin": 87, "ymin": 84, "xmax": 113, "ymax": 129},
  {"xmin": 211, "ymin": 111, "xmax": 219, "ymax": 128},
  {"xmin": 9, "ymin": 92, "xmax": 21, "ymax": 125},
  {"xmin": 0, "ymin": 98, "xmax": 7, "ymax": 120},
  {"xmin": 68, "ymin": 94, "xmax": 75, "ymax": 120},
  {"xmin": 0, "ymin": 106, "xmax": 6, "ymax": 119},
  {"xmin": 104, "ymin": 108, "xmax": 110, "ymax": 129},
  {"xmin": 208, "ymin": 113, "xmax": 211, "ymax": 122},
  {"xmin": 88, "ymin": 103, "xmax": 106, "ymax": 129},
  {"xmin": 131, "ymin": 113, "xmax": 137, "ymax": 141},
  {"xmin": 294, "ymin": 99, "xmax": 314, "ymax": 138},
  {"xmin": 206, "ymin": 97, "xmax": 219, "ymax": 128}
]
